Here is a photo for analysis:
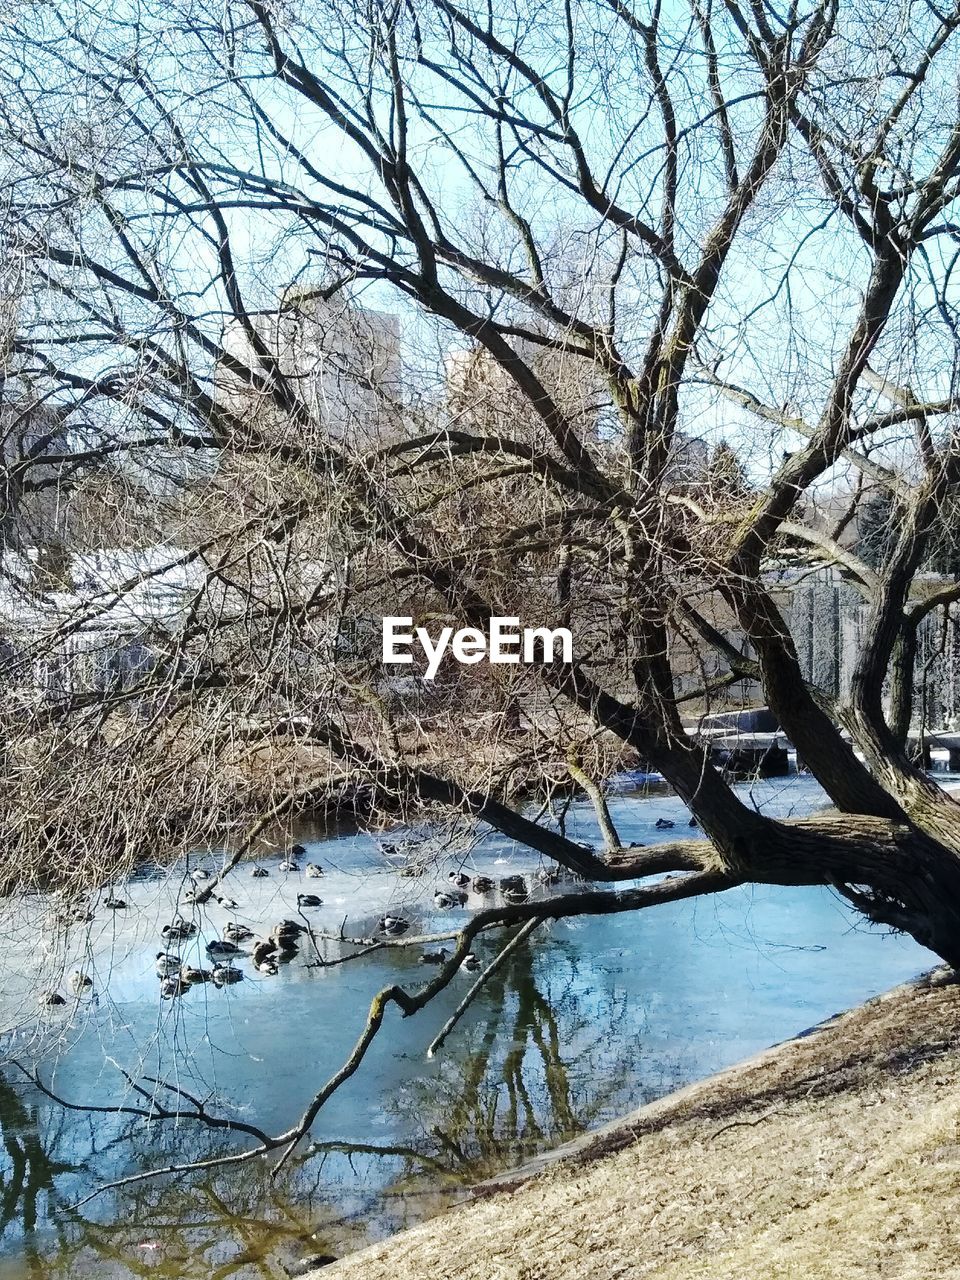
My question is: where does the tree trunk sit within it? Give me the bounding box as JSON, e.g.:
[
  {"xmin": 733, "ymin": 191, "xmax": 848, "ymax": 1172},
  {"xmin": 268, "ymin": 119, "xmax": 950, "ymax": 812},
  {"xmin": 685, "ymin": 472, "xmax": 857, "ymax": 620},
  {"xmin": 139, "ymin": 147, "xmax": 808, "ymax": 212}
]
[
  {"xmin": 726, "ymin": 582, "xmax": 907, "ymax": 821},
  {"xmin": 739, "ymin": 813, "xmax": 960, "ymax": 968},
  {"xmin": 888, "ymin": 627, "xmax": 918, "ymax": 748}
]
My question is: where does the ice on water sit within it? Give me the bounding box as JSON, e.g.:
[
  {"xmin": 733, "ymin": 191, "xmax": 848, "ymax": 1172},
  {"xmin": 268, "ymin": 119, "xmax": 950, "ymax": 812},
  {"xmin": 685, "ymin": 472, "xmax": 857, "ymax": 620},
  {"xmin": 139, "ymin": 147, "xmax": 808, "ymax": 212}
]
[{"xmin": 0, "ymin": 770, "xmax": 832, "ymax": 1036}]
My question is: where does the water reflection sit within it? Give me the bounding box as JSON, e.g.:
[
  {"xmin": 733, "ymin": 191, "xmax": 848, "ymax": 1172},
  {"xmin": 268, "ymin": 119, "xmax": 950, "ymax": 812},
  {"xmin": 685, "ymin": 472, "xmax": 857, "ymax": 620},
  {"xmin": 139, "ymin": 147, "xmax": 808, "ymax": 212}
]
[
  {"xmin": 0, "ymin": 1078, "xmax": 76, "ymax": 1257},
  {"xmin": 389, "ymin": 935, "xmax": 636, "ymax": 1184},
  {"xmin": 0, "ymin": 937, "xmax": 645, "ymax": 1279}
]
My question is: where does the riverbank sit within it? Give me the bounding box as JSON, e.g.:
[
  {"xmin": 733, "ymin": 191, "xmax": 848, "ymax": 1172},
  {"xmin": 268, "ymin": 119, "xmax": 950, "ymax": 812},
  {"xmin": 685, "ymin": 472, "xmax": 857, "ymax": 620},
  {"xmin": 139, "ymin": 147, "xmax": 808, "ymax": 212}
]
[{"xmin": 311, "ymin": 966, "xmax": 960, "ymax": 1279}]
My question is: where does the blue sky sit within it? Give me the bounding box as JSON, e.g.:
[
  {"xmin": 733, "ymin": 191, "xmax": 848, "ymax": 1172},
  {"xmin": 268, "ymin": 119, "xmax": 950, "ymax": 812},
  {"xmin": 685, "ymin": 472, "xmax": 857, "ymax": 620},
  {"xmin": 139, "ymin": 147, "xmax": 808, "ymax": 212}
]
[{"xmin": 8, "ymin": 0, "xmax": 960, "ymax": 487}]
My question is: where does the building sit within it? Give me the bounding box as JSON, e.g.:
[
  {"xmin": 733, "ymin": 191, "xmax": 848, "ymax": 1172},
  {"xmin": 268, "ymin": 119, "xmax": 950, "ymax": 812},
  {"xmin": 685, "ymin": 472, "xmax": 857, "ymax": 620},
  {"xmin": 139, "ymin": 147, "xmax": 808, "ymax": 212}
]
[
  {"xmin": 444, "ymin": 342, "xmax": 711, "ymax": 483},
  {"xmin": 0, "ymin": 399, "xmax": 71, "ymax": 552},
  {"xmin": 780, "ymin": 566, "xmax": 960, "ymax": 727},
  {"xmin": 444, "ymin": 337, "xmax": 606, "ymax": 444},
  {"xmin": 664, "ymin": 433, "xmax": 710, "ymax": 486},
  {"xmin": 219, "ymin": 290, "xmax": 403, "ymax": 452},
  {"xmin": 0, "ymin": 545, "xmax": 217, "ymax": 700},
  {"xmin": 675, "ymin": 564, "xmax": 960, "ymax": 732}
]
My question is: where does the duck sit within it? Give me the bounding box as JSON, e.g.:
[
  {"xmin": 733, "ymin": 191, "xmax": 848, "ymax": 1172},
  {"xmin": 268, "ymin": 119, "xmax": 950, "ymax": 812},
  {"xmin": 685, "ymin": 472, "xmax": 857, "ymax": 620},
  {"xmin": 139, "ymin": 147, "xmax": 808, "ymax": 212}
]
[
  {"xmin": 434, "ymin": 890, "xmax": 467, "ymax": 909},
  {"xmin": 252, "ymin": 939, "xmax": 277, "ymax": 965},
  {"xmin": 305, "ymin": 863, "xmax": 324, "ymax": 878},
  {"xmin": 419, "ymin": 949, "xmax": 449, "ymax": 965},
  {"xmin": 216, "ymin": 895, "xmax": 239, "ymax": 910},
  {"xmin": 160, "ymin": 975, "xmax": 186, "ymax": 999},
  {"xmin": 103, "ymin": 896, "xmax": 127, "ymax": 910},
  {"xmin": 155, "ymin": 951, "xmax": 182, "ymax": 976},
  {"xmin": 447, "ymin": 870, "xmax": 470, "ymax": 889},
  {"xmin": 72, "ymin": 908, "xmax": 94, "ymax": 924},
  {"xmin": 289, "ymin": 843, "xmax": 307, "ymax": 858},
  {"xmin": 271, "ymin": 936, "xmax": 301, "ymax": 961},
  {"xmin": 224, "ymin": 922, "xmax": 254, "ymax": 943},
  {"xmin": 297, "ymin": 893, "xmax": 322, "ymax": 909},
  {"xmin": 499, "ymin": 875, "xmax": 527, "ymax": 893},
  {"xmin": 68, "ymin": 971, "xmax": 93, "ymax": 995},
  {"xmin": 38, "ymin": 990, "xmax": 66, "ymax": 1006},
  {"xmin": 162, "ymin": 917, "xmax": 197, "ymax": 942},
  {"xmin": 278, "ymin": 858, "xmax": 300, "ymax": 873},
  {"xmin": 212, "ymin": 963, "xmax": 243, "ymax": 985},
  {"xmin": 472, "ymin": 876, "xmax": 495, "ymax": 893},
  {"xmin": 499, "ymin": 875, "xmax": 528, "ymax": 902},
  {"xmin": 162, "ymin": 916, "xmax": 196, "ymax": 939},
  {"xmin": 181, "ymin": 966, "xmax": 212, "ymax": 984},
  {"xmin": 655, "ymin": 817, "xmax": 675, "ymax": 830},
  {"xmin": 460, "ymin": 953, "xmax": 481, "ymax": 972},
  {"xmin": 378, "ymin": 914, "xmax": 410, "ymax": 936},
  {"xmin": 251, "ymin": 866, "xmax": 269, "ymax": 878},
  {"xmin": 190, "ymin": 868, "xmax": 211, "ymax": 883},
  {"xmin": 206, "ymin": 938, "xmax": 241, "ymax": 958},
  {"xmin": 688, "ymin": 815, "xmax": 699, "ymax": 828},
  {"xmin": 256, "ymin": 959, "xmax": 279, "ymax": 976},
  {"xmin": 271, "ymin": 919, "xmax": 304, "ymax": 941}
]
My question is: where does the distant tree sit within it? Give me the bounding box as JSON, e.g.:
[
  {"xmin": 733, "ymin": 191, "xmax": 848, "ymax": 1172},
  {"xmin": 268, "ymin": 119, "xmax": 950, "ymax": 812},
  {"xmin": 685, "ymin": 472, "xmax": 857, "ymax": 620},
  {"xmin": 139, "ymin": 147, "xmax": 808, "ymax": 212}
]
[
  {"xmin": 860, "ymin": 487, "xmax": 960, "ymax": 576},
  {"xmin": 708, "ymin": 442, "xmax": 753, "ymax": 503}
]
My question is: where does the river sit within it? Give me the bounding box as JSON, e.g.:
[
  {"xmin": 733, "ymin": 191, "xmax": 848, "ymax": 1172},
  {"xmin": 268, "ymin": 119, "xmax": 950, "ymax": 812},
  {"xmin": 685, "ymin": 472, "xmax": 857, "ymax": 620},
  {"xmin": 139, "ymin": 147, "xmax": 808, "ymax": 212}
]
[{"xmin": 0, "ymin": 772, "xmax": 934, "ymax": 1278}]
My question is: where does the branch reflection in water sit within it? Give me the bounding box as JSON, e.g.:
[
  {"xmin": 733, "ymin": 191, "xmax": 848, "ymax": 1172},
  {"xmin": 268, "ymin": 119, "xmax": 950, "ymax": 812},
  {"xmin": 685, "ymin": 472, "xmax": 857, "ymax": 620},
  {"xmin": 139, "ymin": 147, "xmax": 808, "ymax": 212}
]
[
  {"xmin": 0, "ymin": 934, "xmax": 650, "ymax": 1279},
  {"xmin": 385, "ymin": 933, "xmax": 647, "ymax": 1184}
]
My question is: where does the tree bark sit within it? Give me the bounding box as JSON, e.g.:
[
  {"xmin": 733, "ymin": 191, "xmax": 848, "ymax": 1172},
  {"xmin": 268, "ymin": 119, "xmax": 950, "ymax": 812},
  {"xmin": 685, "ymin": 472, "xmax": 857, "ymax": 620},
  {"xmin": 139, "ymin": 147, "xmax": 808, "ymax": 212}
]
[{"xmin": 736, "ymin": 812, "xmax": 960, "ymax": 968}]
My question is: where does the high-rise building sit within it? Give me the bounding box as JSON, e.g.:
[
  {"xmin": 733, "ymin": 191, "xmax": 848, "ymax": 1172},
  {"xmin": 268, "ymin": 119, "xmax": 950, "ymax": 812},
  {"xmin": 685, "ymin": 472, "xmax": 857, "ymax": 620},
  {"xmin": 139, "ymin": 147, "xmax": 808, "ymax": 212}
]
[
  {"xmin": 0, "ymin": 398, "xmax": 71, "ymax": 553},
  {"xmin": 219, "ymin": 290, "xmax": 403, "ymax": 451},
  {"xmin": 444, "ymin": 338, "xmax": 603, "ymax": 444}
]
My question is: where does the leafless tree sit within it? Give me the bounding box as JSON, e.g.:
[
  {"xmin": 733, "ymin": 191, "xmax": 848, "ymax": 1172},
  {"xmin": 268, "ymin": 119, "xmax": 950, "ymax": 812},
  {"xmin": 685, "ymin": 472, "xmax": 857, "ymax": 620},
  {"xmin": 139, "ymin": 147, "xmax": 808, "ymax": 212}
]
[{"xmin": 3, "ymin": 0, "xmax": 960, "ymax": 1175}]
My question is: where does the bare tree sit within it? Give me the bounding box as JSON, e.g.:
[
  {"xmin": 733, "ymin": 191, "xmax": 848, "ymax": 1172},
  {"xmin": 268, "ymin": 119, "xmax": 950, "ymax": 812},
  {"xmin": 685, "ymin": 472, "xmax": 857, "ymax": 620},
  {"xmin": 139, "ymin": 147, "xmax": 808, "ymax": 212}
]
[{"xmin": 3, "ymin": 0, "xmax": 960, "ymax": 1173}]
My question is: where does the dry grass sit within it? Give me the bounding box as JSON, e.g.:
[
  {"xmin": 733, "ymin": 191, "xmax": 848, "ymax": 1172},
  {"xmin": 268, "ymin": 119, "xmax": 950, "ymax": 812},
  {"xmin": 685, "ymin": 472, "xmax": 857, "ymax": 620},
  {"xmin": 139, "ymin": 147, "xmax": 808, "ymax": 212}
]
[{"xmin": 313, "ymin": 971, "xmax": 960, "ymax": 1280}]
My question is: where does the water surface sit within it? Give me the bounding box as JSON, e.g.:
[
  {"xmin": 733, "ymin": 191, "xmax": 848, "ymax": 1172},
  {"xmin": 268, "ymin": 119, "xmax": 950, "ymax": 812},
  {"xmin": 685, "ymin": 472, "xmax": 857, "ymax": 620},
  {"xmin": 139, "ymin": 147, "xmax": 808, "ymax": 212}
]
[{"xmin": 0, "ymin": 773, "xmax": 934, "ymax": 1278}]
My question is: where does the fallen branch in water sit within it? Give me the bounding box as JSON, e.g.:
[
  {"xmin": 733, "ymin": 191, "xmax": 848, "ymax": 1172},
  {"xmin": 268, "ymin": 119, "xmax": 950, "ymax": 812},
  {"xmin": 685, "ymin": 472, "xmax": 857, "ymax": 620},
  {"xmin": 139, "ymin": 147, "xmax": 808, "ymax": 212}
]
[
  {"xmin": 269, "ymin": 871, "xmax": 735, "ymax": 1176},
  {"xmin": 12, "ymin": 1061, "xmax": 272, "ymax": 1145},
  {"xmin": 427, "ymin": 917, "xmax": 542, "ymax": 1057}
]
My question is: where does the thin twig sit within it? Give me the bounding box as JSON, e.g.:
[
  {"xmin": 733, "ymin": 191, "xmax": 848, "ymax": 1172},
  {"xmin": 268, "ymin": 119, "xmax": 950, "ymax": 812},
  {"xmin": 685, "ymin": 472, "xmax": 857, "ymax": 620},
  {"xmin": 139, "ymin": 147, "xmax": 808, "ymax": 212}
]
[
  {"xmin": 427, "ymin": 917, "xmax": 542, "ymax": 1057},
  {"xmin": 710, "ymin": 1105, "xmax": 782, "ymax": 1142}
]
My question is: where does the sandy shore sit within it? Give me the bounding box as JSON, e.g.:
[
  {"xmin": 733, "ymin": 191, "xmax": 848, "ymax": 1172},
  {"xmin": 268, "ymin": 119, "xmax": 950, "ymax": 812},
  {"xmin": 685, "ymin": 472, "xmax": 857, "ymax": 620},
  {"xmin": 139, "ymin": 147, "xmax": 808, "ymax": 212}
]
[{"xmin": 306, "ymin": 967, "xmax": 960, "ymax": 1279}]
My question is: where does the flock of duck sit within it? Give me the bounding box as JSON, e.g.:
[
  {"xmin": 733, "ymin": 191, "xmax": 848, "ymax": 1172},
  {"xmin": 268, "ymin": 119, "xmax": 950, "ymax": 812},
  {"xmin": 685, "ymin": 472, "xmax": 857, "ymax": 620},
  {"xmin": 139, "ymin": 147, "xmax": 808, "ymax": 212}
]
[
  {"xmin": 36, "ymin": 855, "xmax": 528, "ymax": 1005},
  {"xmin": 377, "ymin": 866, "xmax": 578, "ymax": 938},
  {"xmin": 34, "ymin": 817, "xmax": 688, "ymax": 1009},
  {"xmin": 150, "ymin": 910, "xmax": 309, "ymax": 996},
  {"xmin": 37, "ymin": 844, "xmax": 323, "ymax": 1006}
]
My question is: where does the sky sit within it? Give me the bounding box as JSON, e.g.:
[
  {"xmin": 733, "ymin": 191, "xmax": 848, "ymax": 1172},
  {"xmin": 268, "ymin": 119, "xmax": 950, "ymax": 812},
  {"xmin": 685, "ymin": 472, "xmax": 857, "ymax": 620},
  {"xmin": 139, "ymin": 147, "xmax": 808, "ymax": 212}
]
[{"xmin": 6, "ymin": 0, "xmax": 960, "ymax": 489}]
